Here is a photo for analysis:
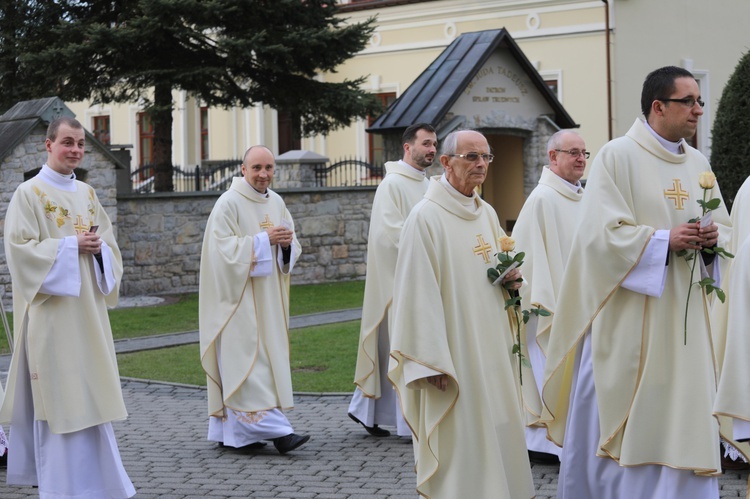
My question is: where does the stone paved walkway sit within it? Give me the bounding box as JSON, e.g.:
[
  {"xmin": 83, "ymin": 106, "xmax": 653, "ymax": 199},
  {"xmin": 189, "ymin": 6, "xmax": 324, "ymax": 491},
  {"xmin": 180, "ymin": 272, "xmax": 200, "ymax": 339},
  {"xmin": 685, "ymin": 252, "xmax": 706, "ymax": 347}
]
[
  {"xmin": 0, "ymin": 379, "xmax": 745, "ymax": 498},
  {"xmin": 0, "ymin": 304, "xmax": 746, "ymax": 498}
]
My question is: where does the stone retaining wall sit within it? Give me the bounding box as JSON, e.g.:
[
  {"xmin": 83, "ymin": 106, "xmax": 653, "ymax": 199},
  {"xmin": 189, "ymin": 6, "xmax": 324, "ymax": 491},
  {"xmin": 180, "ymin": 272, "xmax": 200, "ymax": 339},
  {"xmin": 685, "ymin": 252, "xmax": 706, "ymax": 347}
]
[{"xmin": 116, "ymin": 187, "xmax": 375, "ymax": 296}]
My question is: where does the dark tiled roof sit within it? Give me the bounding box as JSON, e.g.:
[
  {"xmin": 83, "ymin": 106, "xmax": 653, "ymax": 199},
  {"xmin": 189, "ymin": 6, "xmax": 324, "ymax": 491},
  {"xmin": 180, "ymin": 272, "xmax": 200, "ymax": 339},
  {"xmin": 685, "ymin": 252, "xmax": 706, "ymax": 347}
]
[
  {"xmin": 0, "ymin": 97, "xmax": 73, "ymax": 161},
  {"xmin": 368, "ymin": 28, "xmax": 577, "ymax": 133},
  {"xmin": 0, "ymin": 97, "xmax": 126, "ymax": 169}
]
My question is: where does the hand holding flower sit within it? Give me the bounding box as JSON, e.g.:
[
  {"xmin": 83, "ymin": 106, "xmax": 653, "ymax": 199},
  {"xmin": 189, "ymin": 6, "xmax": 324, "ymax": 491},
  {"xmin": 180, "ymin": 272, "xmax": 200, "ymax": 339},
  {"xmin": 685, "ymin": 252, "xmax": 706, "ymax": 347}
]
[
  {"xmin": 502, "ymin": 268, "xmax": 523, "ymax": 290},
  {"xmin": 678, "ymin": 170, "xmax": 733, "ymax": 345},
  {"xmin": 486, "ymin": 236, "xmax": 548, "ymax": 385},
  {"xmin": 697, "ymin": 221, "xmax": 719, "ymax": 248}
]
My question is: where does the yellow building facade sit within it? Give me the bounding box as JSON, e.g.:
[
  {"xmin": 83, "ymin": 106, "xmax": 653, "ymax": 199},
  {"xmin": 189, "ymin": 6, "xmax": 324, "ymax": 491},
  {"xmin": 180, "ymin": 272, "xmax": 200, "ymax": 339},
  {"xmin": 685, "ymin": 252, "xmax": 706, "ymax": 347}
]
[{"xmin": 66, "ymin": 0, "xmax": 750, "ymax": 180}]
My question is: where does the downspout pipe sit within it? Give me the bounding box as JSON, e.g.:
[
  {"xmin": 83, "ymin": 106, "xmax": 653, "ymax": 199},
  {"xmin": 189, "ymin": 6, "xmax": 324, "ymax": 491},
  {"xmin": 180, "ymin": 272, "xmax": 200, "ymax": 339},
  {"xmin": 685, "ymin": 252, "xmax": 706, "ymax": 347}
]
[{"xmin": 602, "ymin": 0, "xmax": 613, "ymax": 140}]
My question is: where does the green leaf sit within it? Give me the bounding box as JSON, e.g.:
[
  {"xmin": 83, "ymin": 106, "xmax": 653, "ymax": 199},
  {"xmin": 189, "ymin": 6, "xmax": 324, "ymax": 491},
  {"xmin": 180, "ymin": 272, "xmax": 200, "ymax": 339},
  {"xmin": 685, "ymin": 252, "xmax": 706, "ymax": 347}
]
[
  {"xmin": 512, "ymin": 344, "xmax": 521, "ymax": 354},
  {"xmin": 537, "ymin": 309, "xmax": 552, "ymax": 317},
  {"xmin": 705, "ymin": 198, "xmax": 721, "ymax": 210},
  {"xmin": 715, "ymin": 247, "xmax": 735, "ymax": 259},
  {"xmin": 688, "ymin": 217, "xmax": 700, "ymax": 224},
  {"xmin": 715, "ymin": 288, "xmax": 726, "ymax": 303},
  {"xmin": 487, "ymin": 268, "xmax": 500, "ymax": 281},
  {"xmin": 676, "ymin": 249, "xmax": 688, "ymax": 258},
  {"xmin": 513, "ymin": 252, "xmax": 526, "ymax": 264},
  {"xmin": 521, "ymin": 358, "xmax": 532, "ymax": 369},
  {"xmin": 698, "ymin": 277, "xmax": 715, "ymax": 286}
]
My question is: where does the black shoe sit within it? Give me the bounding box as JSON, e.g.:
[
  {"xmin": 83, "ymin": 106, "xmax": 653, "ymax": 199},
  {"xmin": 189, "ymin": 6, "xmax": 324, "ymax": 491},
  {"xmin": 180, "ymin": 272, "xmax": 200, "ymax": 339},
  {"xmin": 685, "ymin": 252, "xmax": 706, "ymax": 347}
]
[
  {"xmin": 528, "ymin": 450, "xmax": 560, "ymax": 465},
  {"xmin": 272, "ymin": 433, "xmax": 310, "ymax": 454},
  {"xmin": 0, "ymin": 451, "xmax": 6, "ymax": 468},
  {"xmin": 219, "ymin": 441, "xmax": 267, "ymax": 450},
  {"xmin": 348, "ymin": 413, "xmax": 391, "ymax": 437}
]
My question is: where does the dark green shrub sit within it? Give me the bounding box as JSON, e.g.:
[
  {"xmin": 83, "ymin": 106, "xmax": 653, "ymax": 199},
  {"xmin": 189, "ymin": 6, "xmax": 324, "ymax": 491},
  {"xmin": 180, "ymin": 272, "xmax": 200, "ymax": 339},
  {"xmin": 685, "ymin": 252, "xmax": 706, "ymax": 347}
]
[{"xmin": 710, "ymin": 51, "xmax": 750, "ymax": 212}]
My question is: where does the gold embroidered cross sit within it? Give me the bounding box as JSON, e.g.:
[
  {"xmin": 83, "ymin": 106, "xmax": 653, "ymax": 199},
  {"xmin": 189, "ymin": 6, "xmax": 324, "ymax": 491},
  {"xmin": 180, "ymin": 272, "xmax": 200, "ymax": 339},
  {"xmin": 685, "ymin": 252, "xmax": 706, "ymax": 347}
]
[
  {"xmin": 73, "ymin": 215, "xmax": 89, "ymax": 234},
  {"xmin": 259, "ymin": 215, "xmax": 274, "ymax": 229},
  {"xmin": 473, "ymin": 234, "xmax": 492, "ymax": 264},
  {"xmin": 664, "ymin": 179, "xmax": 689, "ymax": 210}
]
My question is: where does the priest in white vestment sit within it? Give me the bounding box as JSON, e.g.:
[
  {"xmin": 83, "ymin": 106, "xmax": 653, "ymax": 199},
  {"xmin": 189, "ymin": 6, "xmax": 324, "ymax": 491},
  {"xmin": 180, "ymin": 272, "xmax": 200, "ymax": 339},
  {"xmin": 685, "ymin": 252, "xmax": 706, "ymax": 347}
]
[
  {"xmin": 200, "ymin": 145, "xmax": 309, "ymax": 455},
  {"xmin": 512, "ymin": 130, "xmax": 586, "ymax": 462},
  {"xmin": 714, "ymin": 175, "xmax": 750, "ymax": 459},
  {"xmin": 389, "ymin": 130, "xmax": 535, "ymax": 499},
  {"xmin": 1, "ymin": 117, "xmax": 135, "ymax": 497},
  {"xmin": 542, "ymin": 66, "xmax": 731, "ymax": 499},
  {"xmin": 349, "ymin": 123, "xmax": 436, "ymax": 438}
]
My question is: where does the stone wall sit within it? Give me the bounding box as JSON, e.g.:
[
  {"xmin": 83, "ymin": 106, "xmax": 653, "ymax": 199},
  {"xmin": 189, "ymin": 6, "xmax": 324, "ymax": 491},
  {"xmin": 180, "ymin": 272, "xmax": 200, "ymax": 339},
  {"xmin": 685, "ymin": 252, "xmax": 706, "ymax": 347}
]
[{"xmin": 116, "ymin": 187, "xmax": 375, "ymax": 296}]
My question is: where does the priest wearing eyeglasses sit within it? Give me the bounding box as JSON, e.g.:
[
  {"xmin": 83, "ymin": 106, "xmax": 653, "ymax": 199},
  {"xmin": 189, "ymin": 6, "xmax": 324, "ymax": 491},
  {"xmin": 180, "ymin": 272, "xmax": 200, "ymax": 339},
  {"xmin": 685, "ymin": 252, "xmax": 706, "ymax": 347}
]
[
  {"xmin": 512, "ymin": 129, "xmax": 586, "ymax": 465},
  {"xmin": 542, "ymin": 66, "xmax": 734, "ymax": 498},
  {"xmin": 389, "ymin": 129, "xmax": 535, "ymax": 499}
]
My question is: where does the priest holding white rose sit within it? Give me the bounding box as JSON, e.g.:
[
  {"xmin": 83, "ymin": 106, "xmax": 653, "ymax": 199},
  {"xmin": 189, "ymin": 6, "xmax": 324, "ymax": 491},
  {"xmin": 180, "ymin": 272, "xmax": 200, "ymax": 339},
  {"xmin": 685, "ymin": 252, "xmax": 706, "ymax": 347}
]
[
  {"xmin": 542, "ymin": 66, "xmax": 732, "ymax": 499},
  {"xmin": 389, "ymin": 129, "xmax": 534, "ymax": 498}
]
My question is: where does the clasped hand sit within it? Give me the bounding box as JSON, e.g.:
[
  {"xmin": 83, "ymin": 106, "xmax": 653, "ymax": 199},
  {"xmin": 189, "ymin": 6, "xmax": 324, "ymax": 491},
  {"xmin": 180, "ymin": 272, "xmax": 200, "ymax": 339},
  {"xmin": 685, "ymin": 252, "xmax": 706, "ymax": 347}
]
[
  {"xmin": 669, "ymin": 221, "xmax": 718, "ymax": 252},
  {"xmin": 266, "ymin": 225, "xmax": 293, "ymax": 248},
  {"xmin": 77, "ymin": 231, "xmax": 102, "ymax": 255}
]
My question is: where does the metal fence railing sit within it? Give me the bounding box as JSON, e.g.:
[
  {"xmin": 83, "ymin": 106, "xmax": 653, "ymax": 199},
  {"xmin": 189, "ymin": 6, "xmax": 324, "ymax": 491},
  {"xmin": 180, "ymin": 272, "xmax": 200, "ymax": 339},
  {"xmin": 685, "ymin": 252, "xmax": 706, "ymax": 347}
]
[
  {"xmin": 131, "ymin": 160, "xmax": 242, "ymax": 194},
  {"xmin": 314, "ymin": 157, "xmax": 384, "ymax": 187},
  {"xmin": 130, "ymin": 157, "xmax": 382, "ymax": 193}
]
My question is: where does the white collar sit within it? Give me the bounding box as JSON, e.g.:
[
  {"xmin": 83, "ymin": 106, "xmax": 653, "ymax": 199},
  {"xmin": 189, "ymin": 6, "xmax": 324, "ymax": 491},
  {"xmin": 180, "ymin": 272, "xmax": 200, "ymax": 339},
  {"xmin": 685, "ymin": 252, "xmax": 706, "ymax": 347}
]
[
  {"xmin": 644, "ymin": 119, "xmax": 684, "ymax": 155},
  {"xmin": 243, "ymin": 178, "xmax": 269, "ymax": 199},
  {"xmin": 39, "ymin": 164, "xmax": 77, "ymax": 192},
  {"xmin": 440, "ymin": 175, "xmax": 476, "ymax": 206},
  {"xmin": 398, "ymin": 160, "xmax": 427, "ymax": 177}
]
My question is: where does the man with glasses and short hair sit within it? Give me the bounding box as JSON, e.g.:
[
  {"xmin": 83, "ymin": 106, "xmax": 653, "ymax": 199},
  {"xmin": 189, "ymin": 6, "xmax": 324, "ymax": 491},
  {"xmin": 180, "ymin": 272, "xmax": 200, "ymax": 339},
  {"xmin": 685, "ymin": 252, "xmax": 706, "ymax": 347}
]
[
  {"xmin": 389, "ymin": 129, "xmax": 534, "ymax": 498},
  {"xmin": 512, "ymin": 129, "xmax": 586, "ymax": 465},
  {"xmin": 542, "ymin": 66, "xmax": 732, "ymax": 498}
]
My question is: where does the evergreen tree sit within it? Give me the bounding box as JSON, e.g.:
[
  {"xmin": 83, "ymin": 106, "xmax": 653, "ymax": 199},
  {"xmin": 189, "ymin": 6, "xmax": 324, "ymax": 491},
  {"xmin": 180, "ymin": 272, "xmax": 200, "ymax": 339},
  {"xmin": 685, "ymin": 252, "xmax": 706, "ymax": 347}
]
[
  {"xmin": 710, "ymin": 51, "xmax": 750, "ymax": 212},
  {"xmin": 0, "ymin": 1, "xmax": 72, "ymax": 112},
  {"xmin": 13, "ymin": 0, "xmax": 380, "ymax": 191}
]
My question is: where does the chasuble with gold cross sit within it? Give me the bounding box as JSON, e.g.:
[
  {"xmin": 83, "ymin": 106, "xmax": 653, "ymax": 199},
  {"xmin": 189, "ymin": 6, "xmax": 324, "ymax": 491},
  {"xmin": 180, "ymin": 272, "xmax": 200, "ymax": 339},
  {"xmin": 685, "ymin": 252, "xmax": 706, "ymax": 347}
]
[
  {"xmin": 389, "ymin": 176, "xmax": 535, "ymax": 499},
  {"xmin": 542, "ymin": 118, "xmax": 732, "ymax": 482},
  {"xmin": 199, "ymin": 177, "xmax": 300, "ymax": 419}
]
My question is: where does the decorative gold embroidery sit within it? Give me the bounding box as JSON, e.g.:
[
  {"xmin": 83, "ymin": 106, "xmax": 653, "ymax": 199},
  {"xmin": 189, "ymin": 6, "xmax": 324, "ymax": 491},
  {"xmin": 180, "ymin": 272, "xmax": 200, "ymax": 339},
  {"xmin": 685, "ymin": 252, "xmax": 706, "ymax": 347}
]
[
  {"xmin": 664, "ymin": 179, "xmax": 689, "ymax": 210},
  {"xmin": 57, "ymin": 207, "xmax": 71, "ymax": 228},
  {"xmin": 259, "ymin": 215, "xmax": 274, "ymax": 229},
  {"xmin": 88, "ymin": 188, "xmax": 96, "ymax": 217},
  {"xmin": 32, "ymin": 185, "xmax": 78, "ymax": 230},
  {"xmin": 232, "ymin": 409, "xmax": 268, "ymax": 425},
  {"xmin": 473, "ymin": 234, "xmax": 493, "ymax": 264},
  {"xmin": 73, "ymin": 215, "xmax": 90, "ymax": 234},
  {"xmin": 44, "ymin": 199, "xmax": 57, "ymax": 216}
]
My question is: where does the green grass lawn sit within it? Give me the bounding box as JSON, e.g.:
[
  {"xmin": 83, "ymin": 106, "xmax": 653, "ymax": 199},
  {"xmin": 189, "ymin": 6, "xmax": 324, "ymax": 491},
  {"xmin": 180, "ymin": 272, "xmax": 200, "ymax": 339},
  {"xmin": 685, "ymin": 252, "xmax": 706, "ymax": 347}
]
[
  {"xmin": 2, "ymin": 280, "xmax": 365, "ymax": 391},
  {"xmin": 116, "ymin": 320, "xmax": 360, "ymax": 392},
  {"xmin": 109, "ymin": 279, "xmax": 364, "ymax": 340}
]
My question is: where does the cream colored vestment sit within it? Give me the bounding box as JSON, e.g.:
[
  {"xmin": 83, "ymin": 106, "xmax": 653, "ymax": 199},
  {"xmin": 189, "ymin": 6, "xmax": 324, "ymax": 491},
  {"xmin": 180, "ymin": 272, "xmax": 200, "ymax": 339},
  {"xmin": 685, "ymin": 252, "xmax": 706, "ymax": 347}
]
[
  {"xmin": 542, "ymin": 118, "xmax": 731, "ymax": 474},
  {"xmin": 389, "ymin": 176, "xmax": 534, "ymax": 499},
  {"xmin": 200, "ymin": 177, "xmax": 301, "ymax": 418}
]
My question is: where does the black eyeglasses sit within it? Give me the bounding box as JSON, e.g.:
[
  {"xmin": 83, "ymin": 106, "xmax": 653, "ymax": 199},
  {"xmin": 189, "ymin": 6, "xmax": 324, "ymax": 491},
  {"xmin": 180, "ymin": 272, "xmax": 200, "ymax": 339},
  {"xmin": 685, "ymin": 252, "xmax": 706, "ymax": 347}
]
[
  {"xmin": 555, "ymin": 149, "xmax": 590, "ymax": 159},
  {"xmin": 658, "ymin": 97, "xmax": 705, "ymax": 108},
  {"xmin": 448, "ymin": 153, "xmax": 494, "ymax": 163}
]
